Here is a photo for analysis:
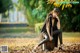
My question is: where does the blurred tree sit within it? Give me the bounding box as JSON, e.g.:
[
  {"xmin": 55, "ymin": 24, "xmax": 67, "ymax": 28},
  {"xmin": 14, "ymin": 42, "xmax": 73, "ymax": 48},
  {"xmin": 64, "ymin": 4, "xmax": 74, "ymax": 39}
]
[
  {"xmin": 0, "ymin": 0, "xmax": 13, "ymax": 13},
  {"xmin": 0, "ymin": 0, "xmax": 13, "ymax": 19},
  {"xmin": 18, "ymin": 0, "xmax": 54, "ymax": 26},
  {"xmin": 19, "ymin": 0, "xmax": 80, "ymax": 31}
]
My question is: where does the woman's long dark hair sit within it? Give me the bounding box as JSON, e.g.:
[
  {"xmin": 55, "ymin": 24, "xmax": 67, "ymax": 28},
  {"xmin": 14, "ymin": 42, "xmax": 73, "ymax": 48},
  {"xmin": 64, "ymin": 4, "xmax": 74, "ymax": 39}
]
[
  {"xmin": 41, "ymin": 8, "xmax": 60, "ymax": 32},
  {"xmin": 41, "ymin": 10, "xmax": 53, "ymax": 33}
]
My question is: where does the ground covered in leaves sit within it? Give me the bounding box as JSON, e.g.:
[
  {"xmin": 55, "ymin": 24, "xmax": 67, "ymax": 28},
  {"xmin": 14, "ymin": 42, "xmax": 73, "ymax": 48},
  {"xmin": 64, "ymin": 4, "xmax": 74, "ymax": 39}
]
[
  {"xmin": 8, "ymin": 44, "xmax": 80, "ymax": 53},
  {"xmin": 0, "ymin": 33, "xmax": 80, "ymax": 53},
  {"xmin": 0, "ymin": 38, "xmax": 79, "ymax": 53}
]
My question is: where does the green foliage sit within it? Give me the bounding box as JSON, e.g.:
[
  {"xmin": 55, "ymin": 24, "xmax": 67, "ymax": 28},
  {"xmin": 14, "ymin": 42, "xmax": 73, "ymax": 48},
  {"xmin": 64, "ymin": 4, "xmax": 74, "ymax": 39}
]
[
  {"xmin": 0, "ymin": 0, "xmax": 80, "ymax": 32},
  {"xmin": 18, "ymin": 0, "xmax": 54, "ymax": 26},
  {"xmin": 19, "ymin": 0, "xmax": 80, "ymax": 32},
  {"xmin": 60, "ymin": 4, "xmax": 80, "ymax": 31},
  {"xmin": 0, "ymin": 0, "xmax": 13, "ymax": 13},
  {"xmin": 35, "ymin": 23, "xmax": 43, "ymax": 33}
]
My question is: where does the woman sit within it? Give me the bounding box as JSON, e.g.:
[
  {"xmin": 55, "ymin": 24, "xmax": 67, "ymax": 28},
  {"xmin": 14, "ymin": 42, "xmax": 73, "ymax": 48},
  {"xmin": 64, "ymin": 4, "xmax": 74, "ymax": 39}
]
[{"xmin": 33, "ymin": 8, "xmax": 63, "ymax": 51}]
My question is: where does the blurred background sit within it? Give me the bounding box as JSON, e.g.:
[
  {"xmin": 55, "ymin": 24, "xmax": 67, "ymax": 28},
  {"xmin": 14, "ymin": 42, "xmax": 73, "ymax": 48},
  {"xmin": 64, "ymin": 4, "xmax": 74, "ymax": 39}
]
[
  {"xmin": 0, "ymin": 0, "xmax": 80, "ymax": 53},
  {"xmin": 0, "ymin": 0, "xmax": 80, "ymax": 33}
]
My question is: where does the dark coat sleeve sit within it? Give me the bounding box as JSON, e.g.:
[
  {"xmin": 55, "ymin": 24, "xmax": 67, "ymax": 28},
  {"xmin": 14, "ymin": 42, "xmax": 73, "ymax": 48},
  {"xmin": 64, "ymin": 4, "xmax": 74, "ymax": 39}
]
[{"xmin": 41, "ymin": 14, "xmax": 55, "ymax": 36}]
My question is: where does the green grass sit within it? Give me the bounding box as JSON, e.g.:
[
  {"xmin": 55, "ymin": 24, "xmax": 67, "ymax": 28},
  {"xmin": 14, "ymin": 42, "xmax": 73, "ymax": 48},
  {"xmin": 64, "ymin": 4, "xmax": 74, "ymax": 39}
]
[
  {"xmin": 63, "ymin": 32, "xmax": 80, "ymax": 37},
  {"xmin": 0, "ymin": 33, "xmax": 37, "ymax": 38},
  {"xmin": 0, "ymin": 27, "xmax": 34, "ymax": 33},
  {"xmin": 0, "ymin": 32, "xmax": 80, "ymax": 38},
  {"xmin": 0, "ymin": 27, "xmax": 80, "ymax": 38}
]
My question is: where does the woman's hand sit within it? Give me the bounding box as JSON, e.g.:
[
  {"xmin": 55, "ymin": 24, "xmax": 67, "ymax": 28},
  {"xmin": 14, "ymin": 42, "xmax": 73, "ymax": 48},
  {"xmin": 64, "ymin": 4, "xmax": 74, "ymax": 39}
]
[
  {"xmin": 49, "ymin": 36, "xmax": 53, "ymax": 41},
  {"xmin": 55, "ymin": 15, "xmax": 59, "ymax": 20},
  {"xmin": 53, "ymin": 13, "xmax": 59, "ymax": 20}
]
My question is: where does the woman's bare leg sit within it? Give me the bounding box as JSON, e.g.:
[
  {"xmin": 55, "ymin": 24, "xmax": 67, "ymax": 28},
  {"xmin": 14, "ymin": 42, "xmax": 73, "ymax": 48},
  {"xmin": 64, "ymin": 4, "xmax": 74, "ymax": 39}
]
[{"xmin": 33, "ymin": 33, "xmax": 49, "ymax": 50}]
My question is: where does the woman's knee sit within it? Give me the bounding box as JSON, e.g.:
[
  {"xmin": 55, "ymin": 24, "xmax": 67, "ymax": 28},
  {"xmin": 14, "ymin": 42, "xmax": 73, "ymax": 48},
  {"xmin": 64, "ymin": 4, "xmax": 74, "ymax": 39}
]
[
  {"xmin": 42, "ymin": 33, "xmax": 49, "ymax": 41},
  {"xmin": 58, "ymin": 30, "xmax": 62, "ymax": 34}
]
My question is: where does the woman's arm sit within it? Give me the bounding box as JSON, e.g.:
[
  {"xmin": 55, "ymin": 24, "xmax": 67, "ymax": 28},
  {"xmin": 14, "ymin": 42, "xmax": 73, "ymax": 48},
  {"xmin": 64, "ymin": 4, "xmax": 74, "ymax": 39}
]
[
  {"xmin": 56, "ymin": 16, "xmax": 60, "ymax": 30},
  {"xmin": 46, "ymin": 20, "xmax": 53, "ymax": 41}
]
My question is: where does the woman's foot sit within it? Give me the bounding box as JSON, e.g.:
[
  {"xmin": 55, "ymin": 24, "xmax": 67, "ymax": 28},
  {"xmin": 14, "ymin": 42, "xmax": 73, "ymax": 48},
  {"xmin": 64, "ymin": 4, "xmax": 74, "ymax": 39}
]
[
  {"xmin": 59, "ymin": 44, "xmax": 64, "ymax": 50},
  {"xmin": 32, "ymin": 45, "xmax": 38, "ymax": 53}
]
